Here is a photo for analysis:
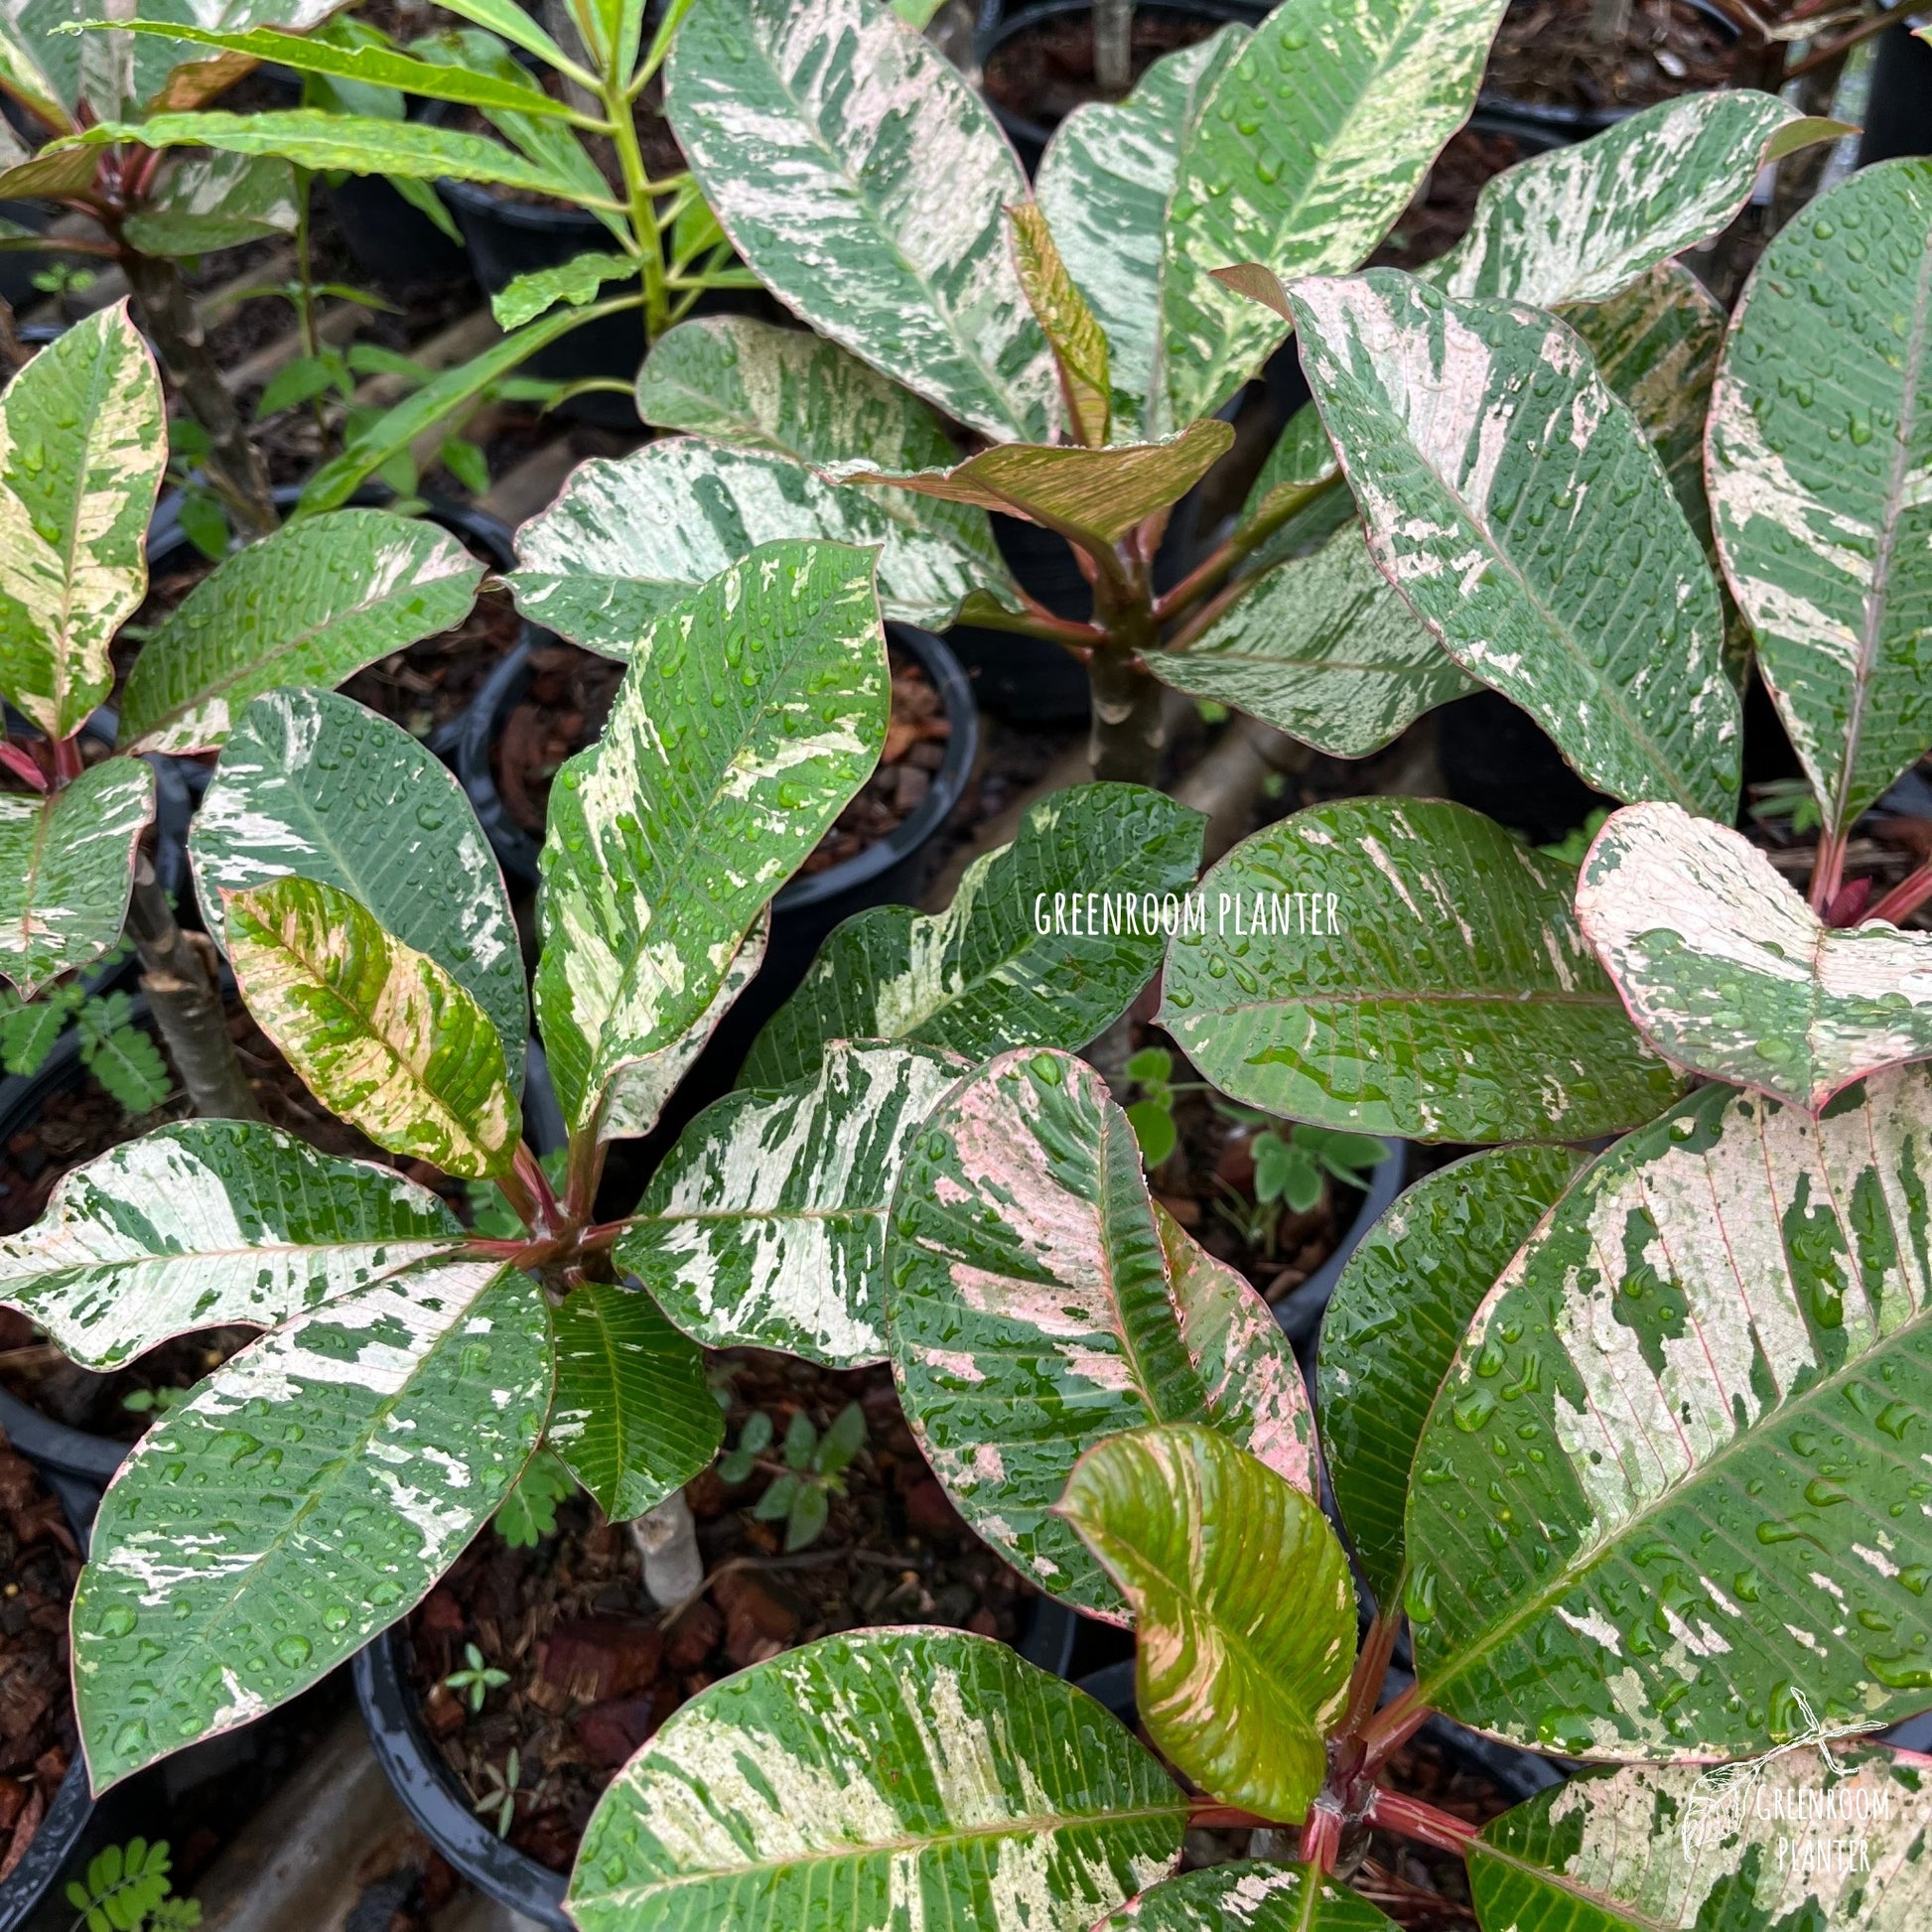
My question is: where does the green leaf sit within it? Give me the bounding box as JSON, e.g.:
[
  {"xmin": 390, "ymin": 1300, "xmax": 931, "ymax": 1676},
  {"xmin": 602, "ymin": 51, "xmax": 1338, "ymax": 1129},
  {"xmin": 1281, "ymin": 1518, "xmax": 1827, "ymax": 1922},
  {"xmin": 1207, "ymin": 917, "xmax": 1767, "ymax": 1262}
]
[
  {"xmin": 1035, "ymin": 28, "xmax": 1248, "ymax": 444},
  {"xmin": 0, "ymin": 144, "xmax": 97, "ymax": 202},
  {"xmin": 621, "ymin": 1041, "xmax": 966, "ymax": 1369},
  {"xmin": 1006, "ymin": 202, "xmax": 1109, "ymax": 448},
  {"xmin": 547, "ymin": 1282, "xmax": 723, "ymax": 1524},
  {"xmin": 0, "ymin": 302, "xmax": 165, "ymax": 741},
  {"xmin": 826, "ymin": 420, "xmax": 1235, "ymax": 552},
  {"xmin": 1062, "ymin": 1425, "xmax": 1355, "ymax": 1821},
  {"xmin": 1159, "ymin": 797, "xmax": 1685, "ymax": 1142},
  {"xmin": 888, "ymin": 1048, "xmax": 1317, "ymax": 1615},
  {"xmin": 1578, "ymin": 800, "xmax": 1932, "ymax": 1113},
  {"xmin": 1157, "ymin": 0, "xmax": 1509, "ymax": 431},
  {"xmin": 491, "ymin": 250, "xmax": 635, "ymax": 331},
  {"xmin": 566, "ymin": 1628, "xmax": 1185, "ymax": 1932},
  {"xmin": 492, "ymin": 1447, "xmax": 575, "ymax": 1547},
  {"xmin": 120, "ymin": 150, "xmax": 298, "ymax": 256},
  {"xmin": 0, "ymin": 758, "xmax": 152, "ymax": 997},
  {"xmin": 745, "ymin": 782, "xmax": 1204, "ymax": 1087},
  {"xmin": 120, "ymin": 508, "xmax": 484, "ymax": 754},
  {"xmin": 1095, "ymin": 1863, "xmax": 1397, "ymax": 1932},
  {"xmin": 665, "ymin": 0, "xmax": 1059, "ymax": 443},
  {"xmin": 1408, "ymin": 1064, "xmax": 1932, "ymax": 1758},
  {"xmin": 255, "ymin": 353, "xmax": 341, "ymax": 421},
  {"xmin": 1709, "ymin": 158, "xmax": 1932, "ymax": 840},
  {"xmin": 411, "ymin": 0, "xmax": 579, "ymax": 75},
  {"xmin": 0, "ymin": 1117, "xmax": 463, "ymax": 1368},
  {"xmin": 1317, "ymin": 1146, "xmax": 1583, "ymax": 1610},
  {"xmin": 73, "ymin": 1257, "xmax": 550, "ymax": 1788},
  {"xmin": 1429, "ymin": 92, "xmax": 1842, "ymax": 308},
  {"xmin": 1, "ymin": 989, "xmax": 71, "ymax": 1074},
  {"xmin": 506, "ymin": 435, "xmax": 1013, "ymax": 639},
  {"xmin": 225, "ymin": 875, "xmax": 521, "ymax": 1180},
  {"xmin": 533, "ymin": 541, "xmax": 885, "ymax": 1140},
  {"xmin": 1288, "ymin": 269, "xmax": 1739, "ymax": 819},
  {"xmin": 190, "ymin": 689, "xmax": 527, "ymax": 1090}
]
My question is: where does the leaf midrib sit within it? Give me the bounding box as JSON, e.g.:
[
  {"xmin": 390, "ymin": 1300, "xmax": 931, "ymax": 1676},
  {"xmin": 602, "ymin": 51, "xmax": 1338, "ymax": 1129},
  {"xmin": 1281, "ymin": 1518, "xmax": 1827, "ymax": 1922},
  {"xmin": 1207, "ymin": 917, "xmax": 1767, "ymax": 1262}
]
[{"xmin": 1467, "ymin": 1836, "xmax": 1671, "ymax": 1931}]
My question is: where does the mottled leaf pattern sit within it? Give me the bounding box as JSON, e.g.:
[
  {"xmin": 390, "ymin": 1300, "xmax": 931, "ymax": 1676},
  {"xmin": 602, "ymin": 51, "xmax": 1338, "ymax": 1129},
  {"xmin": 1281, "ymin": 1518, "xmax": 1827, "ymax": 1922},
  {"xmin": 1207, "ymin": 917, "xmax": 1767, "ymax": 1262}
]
[
  {"xmin": 1408, "ymin": 1066, "xmax": 1932, "ymax": 1758},
  {"xmin": 120, "ymin": 150, "xmax": 298, "ymax": 256},
  {"xmin": 1318, "ymin": 1146, "xmax": 1583, "ymax": 1609},
  {"xmin": 225, "ymin": 876, "xmax": 521, "ymax": 1180},
  {"xmin": 0, "ymin": 302, "xmax": 164, "ymax": 740},
  {"xmin": 621, "ymin": 1042, "xmax": 966, "ymax": 1368},
  {"xmin": 1007, "ymin": 202, "xmax": 1109, "ymax": 447},
  {"xmin": 547, "ymin": 1283, "xmax": 722, "ymax": 1524},
  {"xmin": 120, "ymin": 509, "xmax": 483, "ymax": 754},
  {"xmin": 1159, "ymin": 798, "xmax": 1684, "ymax": 1142},
  {"xmin": 1099, "ymin": 1864, "xmax": 1397, "ymax": 1931},
  {"xmin": 888, "ymin": 1048, "xmax": 1316, "ymax": 1615},
  {"xmin": 0, "ymin": 1119, "xmax": 463, "ymax": 1368},
  {"xmin": 1062, "ymin": 1426, "xmax": 1356, "ymax": 1822},
  {"xmin": 1288, "ymin": 270, "xmax": 1738, "ymax": 818},
  {"xmin": 745, "ymin": 783, "xmax": 1204, "ymax": 1087},
  {"xmin": 1579, "ymin": 801, "xmax": 1932, "ymax": 1112},
  {"xmin": 0, "ymin": 758, "xmax": 153, "ymax": 997},
  {"xmin": 73, "ymin": 1258, "xmax": 549, "ymax": 1788},
  {"xmin": 567, "ymin": 1629, "xmax": 1186, "ymax": 1932},
  {"xmin": 665, "ymin": 0, "xmax": 1059, "ymax": 442},
  {"xmin": 1708, "ymin": 159, "xmax": 1932, "ymax": 837}
]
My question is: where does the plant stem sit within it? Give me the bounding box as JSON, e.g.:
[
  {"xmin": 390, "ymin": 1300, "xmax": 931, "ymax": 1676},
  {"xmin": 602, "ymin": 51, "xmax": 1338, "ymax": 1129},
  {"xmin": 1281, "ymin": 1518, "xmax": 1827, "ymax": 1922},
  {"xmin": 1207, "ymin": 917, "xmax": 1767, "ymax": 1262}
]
[
  {"xmin": 1339, "ymin": 1610, "xmax": 1402, "ymax": 1742},
  {"xmin": 1092, "ymin": 0, "xmax": 1134, "ymax": 92},
  {"xmin": 1152, "ymin": 471, "xmax": 1342, "ymax": 626},
  {"xmin": 1299, "ymin": 1801, "xmax": 1342, "ymax": 1871},
  {"xmin": 1870, "ymin": 859, "xmax": 1932, "ymax": 927},
  {"xmin": 632, "ymin": 1489, "xmax": 704, "ymax": 1606},
  {"xmin": 0, "ymin": 739, "xmax": 45, "ymax": 790},
  {"xmin": 50, "ymin": 733, "xmax": 82, "ymax": 784},
  {"xmin": 602, "ymin": 66, "xmax": 670, "ymax": 340},
  {"xmin": 124, "ymin": 855, "xmax": 261, "ymax": 1121},
  {"xmin": 1809, "ymin": 827, "xmax": 1849, "ymax": 914},
  {"xmin": 1364, "ymin": 1789, "xmax": 1479, "ymax": 1856}
]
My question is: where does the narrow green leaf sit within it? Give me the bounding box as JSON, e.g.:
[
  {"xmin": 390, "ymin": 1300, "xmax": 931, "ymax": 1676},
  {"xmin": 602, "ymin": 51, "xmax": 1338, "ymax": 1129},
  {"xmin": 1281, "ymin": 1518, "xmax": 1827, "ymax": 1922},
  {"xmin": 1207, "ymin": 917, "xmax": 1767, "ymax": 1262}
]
[
  {"xmin": 1288, "ymin": 269, "xmax": 1739, "ymax": 818},
  {"xmin": 73, "ymin": 1257, "xmax": 550, "ymax": 1788},
  {"xmin": 0, "ymin": 1118, "xmax": 464, "ymax": 1368},
  {"xmin": 1062, "ymin": 1425, "xmax": 1356, "ymax": 1821},
  {"xmin": 120, "ymin": 508, "xmax": 483, "ymax": 754},
  {"xmin": 1007, "ymin": 202, "xmax": 1109, "ymax": 447},
  {"xmin": 547, "ymin": 1282, "xmax": 722, "ymax": 1523},
  {"xmin": 567, "ymin": 1629, "xmax": 1186, "ymax": 1932},
  {"xmin": 407, "ymin": 0, "xmax": 577, "ymax": 74},
  {"xmin": 120, "ymin": 150, "xmax": 298, "ymax": 256},
  {"xmin": 1408, "ymin": 1066, "xmax": 1932, "ymax": 1758},
  {"xmin": 491, "ymin": 250, "xmax": 635, "ymax": 331},
  {"xmin": 0, "ymin": 758, "xmax": 151, "ymax": 997},
  {"xmin": 0, "ymin": 143, "xmax": 97, "ymax": 200},
  {"xmin": 621, "ymin": 1041, "xmax": 967, "ymax": 1368},
  {"xmin": 0, "ymin": 302, "xmax": 164, "ymax": 740},
  {"xmin": 745, "ymin": 783, "xmax": 1205, "ymax": 1088},
  {"xmin": 1096, "ymin": 1863, "xmax": 1397, "ymax": 1931},
  {"xmin": 225, "ymin": 875, "xmax": 521, "ymax": 1180},
  {"xmin": 1238, "ymin": 401, "xmax": 1339, "ymax": 531}
]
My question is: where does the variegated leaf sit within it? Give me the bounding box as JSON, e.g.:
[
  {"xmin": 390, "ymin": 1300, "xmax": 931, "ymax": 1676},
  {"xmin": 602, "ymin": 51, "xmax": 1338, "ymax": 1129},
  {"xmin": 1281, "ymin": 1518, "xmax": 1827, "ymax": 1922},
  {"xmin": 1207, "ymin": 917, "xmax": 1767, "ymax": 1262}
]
[
  {"xmin": 664, "ymin": 0, "xmax": 1059, "ymax": 444},
  {"xmin": 1407, "ymin": 1065, "xmax": 1932, "ymax": 1759},
  {"xmin": 120, "ymin": 509, "xmax": 483, "ymax": 755},
  {"xmin": 1096, "ymin": 1863, "xmax": 1397, "ymax": 1932},
  {"xmin": 1317, "ymin": 1146, "xmax": 1584, "ymax": 1610},
  {"xmin": 120, "ymin": 150, "xmax": 298, "ymax": 256},
  {"xmin": 190, "ymin": 690, "xmax": 526, "ymax": 1092},
  {"xmin": 566, "ymin": 1628, "xmax": 1186, "ymax": 1932},
  {"xmin": 73, "ymin": 1257, "xmax": 550, "ymax": 1789},
  {"xmin": 1238, "ymin": 400, "xmax": 1340, "ymax": 533},
  {"xmin": 1061, "ymin": 1425, "xmax": 1356, "ymax": 1822},
  {"xmin": 1578, "ymin": 801, "xmax": 1932, "ymax": 1113},
  {"xmin": 1430, "ymin": 92, "xmax": 1843, "ymax": 308},
  {"xmin": 1035, "ymin": 28, "xmax": 1247, "ymax": 445},
  {"xmin": 547, "ymin": 1283, "xmax": 722, "ymax": 1524},
  {"xmin": 225, "ymin": 875, "xmax": 521, "ymax": 1180},
  {"xmin": 887, "ymin": 1047, "xmax": 1316, "ymax": 1616},
  {"xmin": 1467, "ymin": 1746, "xmax": 1932, "ymax": 1931},
  {"xmin": 621, "ymin": 1041, "xmax": 966, "ymax": 1369},
  {"xmin": 1288, "ymin": 270, "xmax": 1739, "ymax": 818},
  {"xmin": 826, "ymin": 420, "xmax": 1234, "ymax": 551},
  {"xmin": 506, "ymin": 438, "xmax": 1010, "ymax": 641},
  {"xmin": 1007, "ymin": 202, "xmax": 1109, "ymax": 448},
  {"xmin": 1160, "ymin": 798, "xmax": 1684, "ymax": 1142},
  {"xmin": 744, "ymin": 782, "xmax": 1204, "ymax": 1088},
  {"xmin": 534, "ymin": 542, "xmax": 885, "ymax": 1140},
  {"xmin": 1709, "ymin": 158, "xmax": 1932, "ymax": 838},
  {"xmin": 0, "ymin": 301, "xmax": 164, "ymax": 741},
  {"xmin": 56, "ymin": 0, "xmax": 345, "ymax": 113},
  {"xmin": 0, "ymin": 1119, "xmax": 463, "ymax": 1368},
  {"xmin": 0, "ymin": 10, "xmax": 67, "ymax": 128},
  {"xmin": 1157, "ymin": 0, "xmax": 1508, "ymax": 431},
  {"xmin": 0, "ymin": 757, "xmax": 152, "ymax": 996}
]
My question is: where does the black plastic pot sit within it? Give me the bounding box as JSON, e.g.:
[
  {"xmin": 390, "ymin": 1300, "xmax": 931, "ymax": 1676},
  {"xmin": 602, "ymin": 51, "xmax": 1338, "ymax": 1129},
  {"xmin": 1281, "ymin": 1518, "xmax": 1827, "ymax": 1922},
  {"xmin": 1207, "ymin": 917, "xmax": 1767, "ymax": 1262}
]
[
  {"xmin": 355, "ymin": 1591, "xmax": 1077, "ymax": 1930},
  {"xmin": 1858, "ymin": 23, "xmax": 1932, "ymax": 169},
  {"xmin": 326, "ymin": 172, "xmax": 475, "ymax": 299},
  {"xmin": 1438, "ymin": 689, "xmax": 1615, "ymax": 849},
  {"xmin": 945, "ymin": 514, "xmax": 1095, "ymax": 723}
]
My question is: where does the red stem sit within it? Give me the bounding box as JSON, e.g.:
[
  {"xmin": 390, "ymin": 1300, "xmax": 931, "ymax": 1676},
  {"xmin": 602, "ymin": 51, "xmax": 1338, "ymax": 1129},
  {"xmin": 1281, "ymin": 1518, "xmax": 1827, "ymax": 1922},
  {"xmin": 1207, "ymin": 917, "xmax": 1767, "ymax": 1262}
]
[
  {"xmin": 1187, "ymin": 1801, "xmax": 1274, "ymax": 1831},
  {"xmin": 50, "ymin": 734, "xmax": 83, "ymax": 784},
  {"xmin": 1870, "ymin": 859, "xmax": 1932, "ymax": 928},
  {"xmin": 1359, "ymin": 1685, "xmax": 1432, "ymax": 1769},
  {"xmin": 0, "ymin": 740, "xmax": 47, "ymax": 791},
  {"xmin": 1808, "ymin": 828, "xmax": 1849, "ymax": 914},
  {"xmin": 1365, "ymin": 1788, "xmax": 1479, "ymax": 1856},
  {"xmin": 1298, "ymin": 1803, "xmax": 1342, "ymax": 1871},
  {"xmin": 579, "ymin": 1218, "xmax": 630, "ymax": 1254},
  {"xmin": 1339, "ymin": 1610, "xmax": 1401, "ymax": 1742}
]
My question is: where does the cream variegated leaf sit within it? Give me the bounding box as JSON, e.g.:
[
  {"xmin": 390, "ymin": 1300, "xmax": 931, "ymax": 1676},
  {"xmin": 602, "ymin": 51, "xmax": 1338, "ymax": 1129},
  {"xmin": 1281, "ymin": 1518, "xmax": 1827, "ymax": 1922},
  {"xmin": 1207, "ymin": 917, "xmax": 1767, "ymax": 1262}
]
[
  {"xmin": 0, "ymin": 302, "xmax": 164, "ymax": 740},
  {"xmin": 887, "ymin": 1048, "xmax": 1317, "ymax": 1616},
  {"xmin": 1006, "ymin": 202, "xmax": 1110, "ymax": 448},
  {"xmin": 225, "ymin": 875, "xmax": 521, "ymax": 1180},
  {"xmin": 1578, "ymin": 802, "xmax": 1932, "ymax": 1113},
  {"xmin": 0, "ymin": 1119, "xmax": 464, "ymax": 1368},
  {"xmin": 621, "ymin": 1041, "xmax": 967, "ymax": 1369},
  {"xmin": 1096, "ymin": 1863, "xmax": 1398, "ymax": 1932},
  {"xmin": 1408, "ymin": 1065, "xmax": 1932, "ymax": 1758},
  {"xmin": 0, "ymin": 757, "xmax": 152, "ymax": 997},
  {"xmin": 566, "ymin": 1629, "xmax": 1186, "ymax": 1932},
  {"xmin": 1288, "ymin": 270, "xmax": 1739, "ymax": 818},
  {"xmin": 665, "ymin": 0, "xmax": 1059, "ymax": 443},
  {"xmin": 73, "ymin": 1257, "xmax": 550, "ymax": 1789},
  {"xmin": 120, "ymin": 150, "xmax": 299, "ymax": 256}
]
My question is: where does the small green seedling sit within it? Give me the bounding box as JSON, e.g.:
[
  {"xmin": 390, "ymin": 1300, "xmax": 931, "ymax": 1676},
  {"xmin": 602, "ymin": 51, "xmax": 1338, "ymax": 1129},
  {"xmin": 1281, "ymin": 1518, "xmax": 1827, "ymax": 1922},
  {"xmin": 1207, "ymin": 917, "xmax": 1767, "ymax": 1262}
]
[
  {"xmin": 473, "ymin": 1746, "xmax": 522, "ymax": 1839},
  {"xmin": 1217, "ymin": 1112, "xmax": 1385, "ymax": 1258},
  {"xmin": 1124, "ymin": 1045, "xmax": 1180, "ymax": 1168},
  {"xmin": 445, "ymin": 1642, "xmax": 508, "ymax": 1714},
  {"xmin": 1, "ymin": 965, "xmax": 170, "ymax": 1116},
  {"xmin": 65, "ymin": 1837, "xmax": 200, "ymax": 1931},
  {"xmin": 738, "ymin": 1403, "xmax": 867, "ymax": 1553},
  {"xmin": 491, "ymin": 1448, "xmax": 576, "ymax": 1548}
]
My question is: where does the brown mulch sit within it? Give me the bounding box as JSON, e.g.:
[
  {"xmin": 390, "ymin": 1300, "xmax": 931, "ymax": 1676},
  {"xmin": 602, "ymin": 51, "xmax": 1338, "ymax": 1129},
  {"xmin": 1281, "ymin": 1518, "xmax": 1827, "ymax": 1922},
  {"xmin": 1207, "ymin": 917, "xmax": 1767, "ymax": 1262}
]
[
  {"xmin": 983, "ymin": 9, "xmax": 1227, "ymax": 127},
  {"xmin": 1482, "ymin": 0, "xmax": 1734, "ymax": 115}
]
